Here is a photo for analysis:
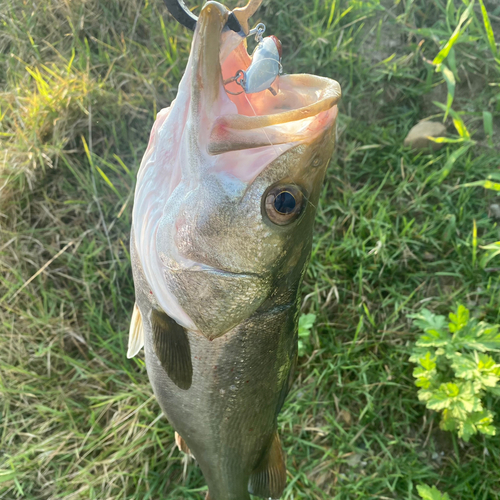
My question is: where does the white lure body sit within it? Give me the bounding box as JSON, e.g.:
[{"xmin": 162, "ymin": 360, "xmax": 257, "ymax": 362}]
[{"xmin": 242, "ymin": 36, "xmax": 281, "ymax": 94}]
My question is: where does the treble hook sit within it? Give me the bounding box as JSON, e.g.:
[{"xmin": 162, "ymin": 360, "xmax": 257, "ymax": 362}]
[{"xmin": 163, "ymin": 0, "xmax": 243, "ymax": 33}]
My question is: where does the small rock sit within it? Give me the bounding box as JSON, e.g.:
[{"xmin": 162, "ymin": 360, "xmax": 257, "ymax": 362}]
[
  {"xmin": 490, "ymin": 204, "xmax": 500, "ymax": 220},
  {"xmin": 346, "ymin": 453, "xmax": 363, "ymax": 467},
  {"xmin": 338, "ymin": 409, "xmax": 352, "ymax": 426},
  {"xmin": 423, "ymin": 252, "xmax": 436, "ymax": 261},
  {"xmin": 404, "ymin": 120, "xmax": 447, "ymax": 151}
]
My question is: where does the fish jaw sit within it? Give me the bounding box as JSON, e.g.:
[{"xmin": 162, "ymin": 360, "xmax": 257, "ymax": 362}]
[{"xmin": 132, "ymin": 0, "xmax": 341, "ymax": 338}]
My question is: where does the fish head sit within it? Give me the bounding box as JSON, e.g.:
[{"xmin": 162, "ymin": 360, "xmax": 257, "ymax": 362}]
[{"xmin": 133, "ymin": 1, "xmax": 341, "ymax": 339}]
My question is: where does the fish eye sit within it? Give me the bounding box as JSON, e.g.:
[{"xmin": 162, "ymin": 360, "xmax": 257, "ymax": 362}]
[
  {"xmin": 274, "ymin": 191, "xmax": 296, "ymax": 214},
  {"xmin": 263, "ymin": 184, "xmax": 305, "ymax": 225}
]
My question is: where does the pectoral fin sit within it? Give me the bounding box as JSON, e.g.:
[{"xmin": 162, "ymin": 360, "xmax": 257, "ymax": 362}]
[
  {"xmin": 151, "ymin": 309, "xmax": 193, "ymax": 390},
  {"xmin": 248, "ymin": 431, "xmax": 287, "ymax": 499},
  {"xmin": 127, "ymin": 303, "xmax": 144, "ymax": 358},
  {"xmin": 175, "ymin": 431, "xmax": 193, "ymax": 457}
]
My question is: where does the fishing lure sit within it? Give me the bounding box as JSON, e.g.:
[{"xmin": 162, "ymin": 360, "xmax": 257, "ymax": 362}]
[
  {"xmin": 164, "ymin": 0, "xmax": 282, "ymax": 96},
  {"xmin": 224, "ymin": 29, "xmax": 282, "ymax": 96}
]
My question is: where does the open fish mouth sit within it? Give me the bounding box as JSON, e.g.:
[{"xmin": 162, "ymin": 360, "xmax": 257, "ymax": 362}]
[{"xmin": 194, "ymin": 2, "xmax": 342, "ymax": 160}]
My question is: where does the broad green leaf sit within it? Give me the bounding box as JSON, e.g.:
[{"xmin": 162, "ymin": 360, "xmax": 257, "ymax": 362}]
[
  {"xmin": 449, "ymin": 304, "xmax": 469, "ymax": 333},
  {"xmin": 298, "ymin": 313, "xmax": 316, "ymax": 356},
  {"xmin": 452, "ymin": 352, "xmax": 500, "ymax": 388},
  {"xmin": 427, "ymin": 382, "xmax": 459, "ymax": 410},
  {"xmin": 418, "ymin": 388, "xmax": 434, "ymax": 403},
  {"xmin": 471, "ymin": 410, "xmax": 496, "ymax": 432},
  {"xmin": 454, "ymin": 324, "xmax": 500, "ymax": 352},
  {"xmin": 417, "ymin": 484, "xmax": 451, "ymax": 500},
  {"xmin": 449, "ymin": 352, "xmax": 475, "ymax": 377},
  {"xmin": 478, "ymin": 0, "xmax": 497, "ymax": 57},
  {"xmin": 427, "ymin": 381, "xmax": 482, "ymax": 419},
  {"xmin": 412, "ymin": 309, "xmax": 451, "ymax": 347},
  {"xmin": 297, "ymin": 339, "xmax": 306, "ymax": 357},
  {"xmin": 413, "ymin": 352, "xmax": 440, "ymax": 389},
  {"xmin": 409, "ymin": 347, "xmax": 435, "ymax": 364},
  {"xmin": 440, "ymin": 409, "xmax": 459, "ymax": 431},
  {"xmin": 410, "ymin": 309, "xmax": 447, "ymax": 333},
  {"xmin": 475, "ymin": 323, "xmax": 500, "ymax": 351},
  {"xmin": 460, "ymin": 417, "xmax": 475, "ymax": 441},
  {"xmin": 414, "ymin": 372, "xmax": 437, "ymax": 389},
  {"xmin": 478, "ymin": 423, "xmax": 496, "ymax": 437},
  {"xmin": 459, "ymin": 410, "xmax": 496, "ymax": 441},
  {"xmin": 417, "ymin": 328, "xmax": 452, "ymax": 348},
  {"xmin": 419, "ymin": 351, "xmax": 437, "ymax": 371},
  {"xmin": 432, "ymin": 2, "xmax": 474, "ymax": 65},
  {"xmin": 298, "ymin": 313, "xmax": 316, "ymax": 338}
]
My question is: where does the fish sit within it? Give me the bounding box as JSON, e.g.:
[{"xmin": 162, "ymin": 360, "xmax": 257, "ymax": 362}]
[{"xmin": 128, "ymin": 1, "xmax": 341, "ymax": 499}]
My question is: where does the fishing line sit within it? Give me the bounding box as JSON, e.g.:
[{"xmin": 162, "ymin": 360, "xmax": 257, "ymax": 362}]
[{"xmin": 242, "ymin": 92, "xmax": 281, "ymax": 160}]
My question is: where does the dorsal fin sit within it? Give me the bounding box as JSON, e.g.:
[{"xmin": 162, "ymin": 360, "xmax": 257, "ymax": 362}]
[
  {"xmin": 151, "ymin": 309, "xmax": 193, "ymax": 390},
  {"xmin": 127, "ymin": 303, "xmax": 144, "ymax": 358},
  {"xmin": 248, "ymin": 431, "xmax": 287, "ymax": 499}
]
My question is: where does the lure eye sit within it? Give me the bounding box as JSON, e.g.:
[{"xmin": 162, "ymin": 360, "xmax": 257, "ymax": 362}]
[{"xmin": 263, "ymin": 184, "xmax": 304, "ymax": 225}]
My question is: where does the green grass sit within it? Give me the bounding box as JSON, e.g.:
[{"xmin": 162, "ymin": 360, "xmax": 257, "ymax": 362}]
[{"xmin": 1, "ymin": 0, "xmax": 500, "ymax": 498}]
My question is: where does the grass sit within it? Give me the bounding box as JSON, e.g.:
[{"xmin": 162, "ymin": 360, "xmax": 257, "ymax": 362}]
[{"xmin": 1, "ymin": 0, "xmax": 499, "ymax": 498}]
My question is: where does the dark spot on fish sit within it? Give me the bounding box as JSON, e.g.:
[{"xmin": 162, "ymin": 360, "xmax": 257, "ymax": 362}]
[
  {"xmin": 249, "ymin": 428, "xmax": 254, "ymax": 432},
  {"xmin": 246, "ymin": 380, "xmax": 250, "ymax": 383}
]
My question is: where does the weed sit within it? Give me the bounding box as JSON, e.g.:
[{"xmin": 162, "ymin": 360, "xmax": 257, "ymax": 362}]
[
  {"xmin": 410, "ymin": 304, "xmax": 500, "ymax": 441},
  {"xmin": 1, "ymin": 0, "xmax": 499, "ymax": 498}
]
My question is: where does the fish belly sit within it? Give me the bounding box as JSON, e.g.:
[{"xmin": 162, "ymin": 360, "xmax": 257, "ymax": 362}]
[{"xmin": 142, "ymin": 300, "xmax": 297, "ymax": 500}]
